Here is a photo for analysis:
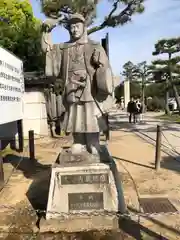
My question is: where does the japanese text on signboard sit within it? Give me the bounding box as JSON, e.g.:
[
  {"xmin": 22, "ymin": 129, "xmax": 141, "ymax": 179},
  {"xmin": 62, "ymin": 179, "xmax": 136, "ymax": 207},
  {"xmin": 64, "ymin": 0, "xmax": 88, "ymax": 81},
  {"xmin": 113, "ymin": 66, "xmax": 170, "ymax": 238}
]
[{"xmin": 0, "ymin": 47, "xmax": 24, "ymax": 124}]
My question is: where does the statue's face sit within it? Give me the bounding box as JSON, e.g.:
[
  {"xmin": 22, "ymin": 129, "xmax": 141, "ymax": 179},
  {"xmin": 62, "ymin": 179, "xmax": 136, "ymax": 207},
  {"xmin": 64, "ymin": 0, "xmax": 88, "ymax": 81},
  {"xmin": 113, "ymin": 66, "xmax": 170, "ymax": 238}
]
[{"xmin": 70, "ymin": 22, "xmax": 84, "ymax": 40}]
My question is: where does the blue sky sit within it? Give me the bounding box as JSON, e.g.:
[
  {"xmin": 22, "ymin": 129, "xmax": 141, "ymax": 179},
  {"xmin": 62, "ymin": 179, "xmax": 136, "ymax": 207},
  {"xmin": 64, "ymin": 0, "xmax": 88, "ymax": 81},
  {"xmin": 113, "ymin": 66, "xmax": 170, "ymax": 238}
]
[{"xmin": 30, "ymin": 0, "xmax": 180, "ymax": 76}]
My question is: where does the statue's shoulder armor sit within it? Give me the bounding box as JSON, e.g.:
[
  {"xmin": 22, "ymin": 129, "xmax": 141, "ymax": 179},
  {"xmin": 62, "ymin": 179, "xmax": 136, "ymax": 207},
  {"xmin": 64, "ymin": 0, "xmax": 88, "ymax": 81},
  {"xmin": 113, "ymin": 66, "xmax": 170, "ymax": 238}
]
[{"xmin": 52, "ymin": 40, "xmax": 101, "ymax": 50}]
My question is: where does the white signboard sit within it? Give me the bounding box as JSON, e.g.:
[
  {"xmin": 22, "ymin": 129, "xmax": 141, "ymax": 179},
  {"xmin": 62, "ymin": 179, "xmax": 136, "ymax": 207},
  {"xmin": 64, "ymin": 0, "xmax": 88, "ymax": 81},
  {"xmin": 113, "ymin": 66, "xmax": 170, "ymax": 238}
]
[{"xmin": 0, "ymin": 46, "xmax": 24, "ymax": 124}]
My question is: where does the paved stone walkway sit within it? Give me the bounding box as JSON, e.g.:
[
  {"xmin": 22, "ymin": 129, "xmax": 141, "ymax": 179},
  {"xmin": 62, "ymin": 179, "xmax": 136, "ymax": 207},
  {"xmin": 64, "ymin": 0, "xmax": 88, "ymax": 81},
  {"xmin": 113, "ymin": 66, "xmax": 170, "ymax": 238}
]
[{"xmin": 109, "ymin": 111, "xmax": 180, "ymax": 161}]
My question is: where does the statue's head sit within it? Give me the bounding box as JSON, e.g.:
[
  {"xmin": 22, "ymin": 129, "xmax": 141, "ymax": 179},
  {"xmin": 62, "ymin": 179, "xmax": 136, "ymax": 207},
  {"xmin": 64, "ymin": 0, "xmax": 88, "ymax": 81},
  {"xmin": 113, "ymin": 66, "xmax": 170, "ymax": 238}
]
[{"xmin": 67, "ymin": 14, "xmax": 86, "ymax": 41}]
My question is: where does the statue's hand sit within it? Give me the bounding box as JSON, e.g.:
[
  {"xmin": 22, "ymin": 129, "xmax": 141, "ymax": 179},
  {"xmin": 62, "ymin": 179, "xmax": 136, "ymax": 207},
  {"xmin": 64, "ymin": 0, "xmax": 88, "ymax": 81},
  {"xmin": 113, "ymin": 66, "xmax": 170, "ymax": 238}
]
[
  {"xmin": 92, "ymin": 49, "xmax": 102, "ymax": 67},
  {"xmin": 42, "ymin": 19, "xmax": 55, "ymax": 32},
  {"xmin": 42, "ymin": 15, "xmax": 65, "ymax": 32},
  {"xmin": 54, "ymin": 79, "xmax": 64, "ymax": 95}
]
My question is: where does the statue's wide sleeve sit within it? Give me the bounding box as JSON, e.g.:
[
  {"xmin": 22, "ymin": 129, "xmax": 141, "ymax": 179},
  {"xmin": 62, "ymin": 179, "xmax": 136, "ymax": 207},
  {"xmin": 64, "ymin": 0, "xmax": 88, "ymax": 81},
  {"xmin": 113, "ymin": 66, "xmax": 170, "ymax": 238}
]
[
  {"xmin": 41, "ymin": 28, "xmax": 62, "ymax": 77},
  {"xmin": 94, "ymin": 45, "xmax": 114, "ymax": 96},
  {"xmin": 45, "ymin": 44, "xmax": 61, "ymax": 77}
]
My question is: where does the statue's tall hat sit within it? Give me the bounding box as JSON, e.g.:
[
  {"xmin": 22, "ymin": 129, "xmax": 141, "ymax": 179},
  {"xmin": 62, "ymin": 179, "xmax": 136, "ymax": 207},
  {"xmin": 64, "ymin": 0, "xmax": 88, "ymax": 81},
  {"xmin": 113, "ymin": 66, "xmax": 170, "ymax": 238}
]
[{"xmin": 68, "ymin": 13, "xmax": 85, "ymax": 24}]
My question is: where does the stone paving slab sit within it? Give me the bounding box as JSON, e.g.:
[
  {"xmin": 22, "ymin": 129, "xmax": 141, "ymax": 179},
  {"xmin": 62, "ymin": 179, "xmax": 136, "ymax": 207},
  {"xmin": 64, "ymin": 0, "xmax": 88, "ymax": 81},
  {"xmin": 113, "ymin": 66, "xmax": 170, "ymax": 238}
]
[{"xmin": 109, "ymin": 111, "xmax": 180, "ymax": 161}]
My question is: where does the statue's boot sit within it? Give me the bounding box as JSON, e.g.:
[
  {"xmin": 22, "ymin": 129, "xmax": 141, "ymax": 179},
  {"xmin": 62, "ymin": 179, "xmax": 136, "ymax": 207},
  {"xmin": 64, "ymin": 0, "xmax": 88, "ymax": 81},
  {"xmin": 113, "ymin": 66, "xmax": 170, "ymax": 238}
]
[
  {"xmin": 86, "ymin": 133, "xmax": 101, "ymax": 156},
  {"xmin": 71, "ymin": 133, "xmax": 87, "ymax": 155}
]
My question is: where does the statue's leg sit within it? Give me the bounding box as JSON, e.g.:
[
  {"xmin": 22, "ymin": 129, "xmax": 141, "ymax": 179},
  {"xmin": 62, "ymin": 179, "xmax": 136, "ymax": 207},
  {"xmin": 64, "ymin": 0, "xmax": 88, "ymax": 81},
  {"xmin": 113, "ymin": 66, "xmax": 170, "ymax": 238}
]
[
  {"xmin": 71, "ymin": 133, "xmax": 87, "ymax": 154},
  {"xmin": 55, "ymin": 95, "xmax": 61, "ymax": 135},
  {"xmin": 55, "ymin": 119, "xmax": 61, "ymax": 135},
  {"xmin": 86, "ymin": 132, "xmax": 101, "ymax": 155},
  {"xmin": 51, "ymin": 121, "xmax": 56, "ymax": 137}
]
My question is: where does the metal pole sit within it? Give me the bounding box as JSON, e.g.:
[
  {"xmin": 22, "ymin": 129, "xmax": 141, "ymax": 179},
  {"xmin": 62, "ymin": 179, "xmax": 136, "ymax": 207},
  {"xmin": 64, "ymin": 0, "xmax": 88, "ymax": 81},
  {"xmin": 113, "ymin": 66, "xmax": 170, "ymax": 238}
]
[
  {"xmin": 109, "ymin": 159, "xmax": 127, "ymax": 214},
  {"xmin": 0, "ymin": 140, "xmax": 4, "ymax": 188},
  {"xmin": 155, "ymin": 125, "xmax": 162, "ymax": 170},
  {"xmin": 142, "ymin": 77, "xmax": 145, "ymax": 113},
  {"xmin": 105, "ymin": 113, "xmax": 110, "ymax": 141},
  {"xmin": 29, "ymin": 130, "xmax": 35, "ymax": 160},
  {"xmin": 17, "ymin": 120, "xmax": 24, "ymax": 152}
]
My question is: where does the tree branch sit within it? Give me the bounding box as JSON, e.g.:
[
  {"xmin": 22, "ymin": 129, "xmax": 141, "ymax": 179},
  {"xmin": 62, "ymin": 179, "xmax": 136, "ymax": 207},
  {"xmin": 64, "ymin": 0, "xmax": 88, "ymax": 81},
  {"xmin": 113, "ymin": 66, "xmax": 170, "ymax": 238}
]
[
  {"xmin": 88, "ymin": 0, "xmax": 136, "ymax": 35},
  {"xmin": 87, "ymin": 0, "xmax": 119, "ymax": 35},
  {"xmin": 107, "ymin": 0, "xmax": 119, "ymax": 21},
  {"xmin": 87, "ymin": 24, "xmax": 106, "ymax": 35}
]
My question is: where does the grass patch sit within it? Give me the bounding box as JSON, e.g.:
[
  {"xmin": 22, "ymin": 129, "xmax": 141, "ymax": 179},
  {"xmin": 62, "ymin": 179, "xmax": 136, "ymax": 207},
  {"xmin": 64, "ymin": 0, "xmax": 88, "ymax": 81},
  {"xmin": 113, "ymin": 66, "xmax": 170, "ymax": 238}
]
[
  {"xmin": 0, "ymin": 147, "xmax": 17, "ymax": 157},
  {"xmin": 156, "ymin": 113, "xmax": 180, "ymax": 123}
]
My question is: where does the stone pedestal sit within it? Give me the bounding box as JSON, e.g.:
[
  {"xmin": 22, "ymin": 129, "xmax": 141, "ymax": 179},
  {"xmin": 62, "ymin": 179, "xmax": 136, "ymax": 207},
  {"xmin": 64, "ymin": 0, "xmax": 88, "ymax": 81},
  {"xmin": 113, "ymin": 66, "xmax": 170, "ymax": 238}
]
[
  {"xmin": 47, "ymin": 163, "xmax": 118, "ymax": 219},
  {"xmin": 41, "ymin": 146, "xmax": 126, "ymax": 232}
]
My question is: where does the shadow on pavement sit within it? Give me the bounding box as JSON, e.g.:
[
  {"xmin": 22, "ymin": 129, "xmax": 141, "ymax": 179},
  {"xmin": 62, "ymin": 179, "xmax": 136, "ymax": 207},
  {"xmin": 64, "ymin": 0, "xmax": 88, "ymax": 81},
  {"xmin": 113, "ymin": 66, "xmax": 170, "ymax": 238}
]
[
  {"xmin": 113, "ymin": 156, "xmax": 154, "ymax": 170},
  {"xmin": 3, "ymin": 154, "xmax": 50, "ymax": 179},
  {"xmin": 128, "ymin": 206, "xmax": 180, "ymax": 239},
  {"xmin": 119, "ymin": 216, "xmax": 169, "ymax": 240},
  {"xmin": 160, "ymin": 155, "xmax": 180, "ymax": 174},
  {"xmin": 26, "ymin": 166, "xmax": 51, "ymax": 227}
]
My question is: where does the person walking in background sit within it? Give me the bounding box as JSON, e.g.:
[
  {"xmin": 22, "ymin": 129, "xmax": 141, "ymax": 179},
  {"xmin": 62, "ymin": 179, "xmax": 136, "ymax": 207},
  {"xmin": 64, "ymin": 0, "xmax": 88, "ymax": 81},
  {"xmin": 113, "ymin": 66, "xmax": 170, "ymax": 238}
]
[
  {"xmin": 136, "ymin": 99, "xmax": 142, "ymax": 122},
  {"xmin": 127, "ymin": 97, "xmax": 137, "ymax": 123},
  {"xmin": 120, "ymin": 98, "xmax": 125, "ymax": 110}
]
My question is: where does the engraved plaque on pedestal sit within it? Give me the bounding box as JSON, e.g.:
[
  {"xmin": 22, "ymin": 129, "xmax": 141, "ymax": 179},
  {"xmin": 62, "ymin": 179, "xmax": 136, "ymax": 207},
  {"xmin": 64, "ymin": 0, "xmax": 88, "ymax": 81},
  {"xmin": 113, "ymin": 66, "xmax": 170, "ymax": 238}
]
[
  {"xmin": 61, "ymin": 173, "xmax": 109, "ymax": 185},
  {"xmin": 68, "ymin": 192, "xmax": 104, "ymax": 210}
]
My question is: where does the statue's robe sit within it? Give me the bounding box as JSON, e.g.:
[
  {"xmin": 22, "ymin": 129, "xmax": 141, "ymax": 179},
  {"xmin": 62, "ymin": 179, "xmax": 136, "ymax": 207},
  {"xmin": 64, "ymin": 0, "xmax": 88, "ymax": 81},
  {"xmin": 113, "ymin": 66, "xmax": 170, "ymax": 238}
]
[{"xmin": 45, "ymin": 38, "xmax": 114, "ymax": 134}]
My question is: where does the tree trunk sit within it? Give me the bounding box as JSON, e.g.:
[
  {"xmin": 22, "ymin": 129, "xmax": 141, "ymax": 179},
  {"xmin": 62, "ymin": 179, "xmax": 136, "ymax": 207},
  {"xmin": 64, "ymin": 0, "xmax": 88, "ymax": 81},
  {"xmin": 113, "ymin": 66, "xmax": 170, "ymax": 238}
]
[
  {"xmin": 165, "ymin": 80, "xmax": 170, "ymax": 115},
  {"xmin": 168, "ymin": 53, "xmax": 180, "ymax": 114},
  {"xmin": 141, "ymin": 77, "xmax": 145, "ymax": 113},
  {"xmin": 170, "ymin": 80, "xmax": 180, "ymax": 114}
]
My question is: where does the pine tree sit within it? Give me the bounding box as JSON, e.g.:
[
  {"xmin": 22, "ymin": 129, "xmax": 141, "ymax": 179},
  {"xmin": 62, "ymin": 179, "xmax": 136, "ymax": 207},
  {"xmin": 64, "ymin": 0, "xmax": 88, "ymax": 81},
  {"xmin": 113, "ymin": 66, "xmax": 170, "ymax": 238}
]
[
  {"xmin": 122, "ymin": 61, "xmax": 137, "ymax": 81},
  {"xmin": 149, "ymin": 63, "xmax": 170, "ymax": 114},
  {"xmin": 133, "ymin": 61, "xmax": 152, "ymax": 112},
  {"xmin": 152, "ymin": 37, "xmax": 180, "ymax": 114}
]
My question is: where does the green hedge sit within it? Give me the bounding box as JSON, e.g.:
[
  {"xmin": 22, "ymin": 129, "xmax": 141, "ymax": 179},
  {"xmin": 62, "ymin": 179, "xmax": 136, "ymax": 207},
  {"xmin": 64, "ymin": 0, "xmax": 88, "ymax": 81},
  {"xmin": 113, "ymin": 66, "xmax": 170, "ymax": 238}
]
[{"xmin": 146, "ymin": 97, "xmax": 165, "ymax": 111}]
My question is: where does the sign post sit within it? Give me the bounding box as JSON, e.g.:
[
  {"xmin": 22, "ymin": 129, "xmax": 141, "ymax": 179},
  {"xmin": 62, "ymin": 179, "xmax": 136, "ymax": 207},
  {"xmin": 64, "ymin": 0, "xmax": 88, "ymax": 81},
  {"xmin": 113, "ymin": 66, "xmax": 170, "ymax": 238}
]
[{"xmin": 0, "ymin": 140, "xmax": 4, "ymax": 188}]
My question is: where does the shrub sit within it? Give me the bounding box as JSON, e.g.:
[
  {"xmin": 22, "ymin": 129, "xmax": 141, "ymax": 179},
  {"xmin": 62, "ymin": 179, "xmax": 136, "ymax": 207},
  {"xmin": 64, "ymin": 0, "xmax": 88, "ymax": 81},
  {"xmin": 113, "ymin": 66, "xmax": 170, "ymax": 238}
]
[{"xmin": 147, "ymin": 97, "xmax": 165, "ymax": 111}]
